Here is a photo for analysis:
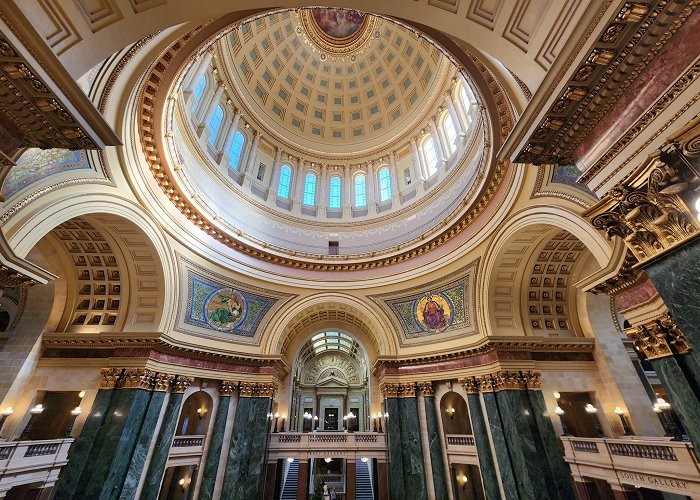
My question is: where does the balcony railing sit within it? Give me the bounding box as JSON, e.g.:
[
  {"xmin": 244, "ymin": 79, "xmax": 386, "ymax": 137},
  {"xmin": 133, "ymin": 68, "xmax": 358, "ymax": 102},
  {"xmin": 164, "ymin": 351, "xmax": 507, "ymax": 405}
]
[
  {"xmin": 444, "ymin": 434, "xmax": 477, "ymax": 463},
  {"xmin": 0, "ymin": 438, "xmax": 73, "ymax": 492},
  {"xmin": 561, "ymin": 436, "xmax": 700, "ymax": 498},
  {"xmin": 268, "ymin": 432, "xmax": 386, "ymax": 461},
  {"xmin": 168, "ymin": 435, "xmax": 205, "ymax": 462}
]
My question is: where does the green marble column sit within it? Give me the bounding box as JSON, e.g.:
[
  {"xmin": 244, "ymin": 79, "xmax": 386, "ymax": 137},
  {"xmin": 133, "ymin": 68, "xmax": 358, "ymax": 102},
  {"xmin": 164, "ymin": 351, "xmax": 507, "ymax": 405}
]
[
  {"xmin": 398, "ymin": 395, "xmax": 427, "ymax": 500},
  {"xmin": 119, "ymin": 375, "xmax": 171, "ymax": 499},
  {"xmin": 220, "ymin": 384, "xmax": 274, "ymax": 499},
  {"xmin": 199, "ymin": 381, "xmax": 235, "ymax": 500},
  {"xmin": 140, "ymin": 377, "xmax": 192, "ymax": 499},
  {"xmin": 465, "ymin": 392, "xmax": 501, "ymax": 500},
  {"xmin": 384, "ymin": 397, "xmax": 406, "ymax": 500},
  {"xmin": 481, "ymin": 392, "xmax": 519, "ymax": 499},
  {"xmin": 53, "ymin": 372, "xmax": 119, "ymax": 500},
  {"xmin": 422, "ymin": 393, "xmax": 448, "ymax": 500}
]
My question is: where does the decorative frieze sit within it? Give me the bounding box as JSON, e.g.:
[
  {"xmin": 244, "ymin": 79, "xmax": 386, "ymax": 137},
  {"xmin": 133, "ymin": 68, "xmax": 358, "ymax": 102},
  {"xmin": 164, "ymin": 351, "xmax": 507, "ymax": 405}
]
[
  {"xmin": 587, "ymin": 139, "xmax": 700, "ymax": 266},
  {"xmin": 624, "ymin": 313, "xmax": 692, "ymax": 360},
  {"xmin": 219, "ymin": 380, "xmax": 237, "ymax": 396},
  {"xmin": 459, "ymin": 371, "xmax": 541, "ymax": 393},
  {"xmin": 239, "ymin": 382, "xmax": 277, "ymax": 398}
]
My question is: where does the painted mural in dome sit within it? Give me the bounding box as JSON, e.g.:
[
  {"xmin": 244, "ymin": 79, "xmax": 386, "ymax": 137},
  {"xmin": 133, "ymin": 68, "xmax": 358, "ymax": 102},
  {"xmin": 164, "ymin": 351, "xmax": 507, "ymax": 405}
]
[
  {"xmin": 416, "ymin": 294, "xmax": 451, "ymax": 332},
  {"xmin": 205, "ymin": 288, "xmax": 245, "ymax": 330},
  {"xmin": 312, "ymin": 8, "xmax": 365, "ymax": 39}
]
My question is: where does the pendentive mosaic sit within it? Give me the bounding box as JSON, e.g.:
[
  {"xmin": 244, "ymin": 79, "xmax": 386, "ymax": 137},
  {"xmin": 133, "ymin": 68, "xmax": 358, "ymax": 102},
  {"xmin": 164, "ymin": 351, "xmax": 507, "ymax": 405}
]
[{"xmin": 370, "ymin": 259, "xmax": 478, "ymax": 340}]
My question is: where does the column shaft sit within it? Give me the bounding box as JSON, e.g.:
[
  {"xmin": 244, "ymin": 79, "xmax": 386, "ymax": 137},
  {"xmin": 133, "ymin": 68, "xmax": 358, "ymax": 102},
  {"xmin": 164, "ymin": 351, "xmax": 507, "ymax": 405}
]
[
  {"xmin": 384, "ymin": 398, "xmax": 405, "ymax": 500},
  {"xmin": 398, "ymin": 397, "xmax": 427, "ymax": 500},
  {"xmin": 445, "ymin": 94, "xmax": 465, "ymax": 137},
  {"xmin": 140, "ymin": 391, "xmax": 186, "ymax": 498},
  {"xmin": 423, "ymin": 396, "xmax": 448, "ymax": 500},
  {"xmin": 186, "ymin": 51, "xmax": 213, "ymax": 93},
  {"xmin": 222, "ymin": 111, "xmax": 242, "ymax": 158},
  {"xmin": 389, "ymin": 152, "xmax": 400, "ymax": 201},
  {"xmin": 297, "ymin": 460, "xmax": 309, "ymax": 500},
  {"xmin": 245, "ymin": 132, "xmax": 261, "ymax": 176},
  {"xmin": 430, "ymin": 118, "xmax": 447, "ymax": 162},
  {"xmin": 465, "ymin": 393, "xmax": 500, "ymax": 500},
  {"xmin": 410, "ymin": 138, "xmax": 424, "ymax": 182},
  {"xmin": 481, "ymin": 392, "xmax": 520, "ymax": 498},
  {"xmin": 346, "ymin": 459, "xmax": 356, "ymax": 500},
  {"xmin": 199, "ymin": 395, "xmax": 231, "ymax": 500},
  {"xmin": 377, "ymin": 461, "xmax": 389, "ymax": 500},
  {"xmin": 200, "ymin": 83, "xmax": 224, "ymax": 127}
]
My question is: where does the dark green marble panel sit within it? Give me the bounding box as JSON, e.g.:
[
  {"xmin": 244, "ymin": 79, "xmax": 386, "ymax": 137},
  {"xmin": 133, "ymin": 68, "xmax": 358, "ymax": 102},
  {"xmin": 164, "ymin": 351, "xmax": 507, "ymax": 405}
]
[
  {"xmin": 140, "ymin": 391, "xmax": 185, "ymax": 499},
  {"xmin": 423, "ymin": 396, "xmax": 448, "ymax": 500},
  {"xmin": 84, "ymin": 388, "xmax": 152, "ymax": 499},
  {"xmin": 525, "ymin": 390, "xmax": 575, "ymax": 500},
  {"xmin": 198, "ymin": 395, "xmax": 230, "ymax": 500},
  {"xmin": 384, "ymin": 398, "xmax": 405, "ymax": 500},
  {"xmin": 53, "ymin": 388, "xmax": 115, "ymax": 500},
  {"xmin": 398, "ymin": 397, "xmax": 427, "ymax": 500},
  {"xmin": 650, "ymin": 356, "xmax": 700, "ymax": 459},
  {"xmin": 119, "ymin": 390, "xmax": 166, "ymax": 499},
  {"xmin": 221, "ymin": 397, "xmax": 272, "ymax": 498},
  {"xmin": 481, "ymin": 392, "xmax": 518, "ymax": 500},
  {"xmin": 466, "ymin": 394, "xmax": 501, "ymax": 500}
]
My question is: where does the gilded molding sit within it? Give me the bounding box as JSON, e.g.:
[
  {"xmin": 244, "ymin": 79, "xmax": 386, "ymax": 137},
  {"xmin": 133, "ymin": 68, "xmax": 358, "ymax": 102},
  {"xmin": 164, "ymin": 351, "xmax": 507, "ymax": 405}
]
[
  {"xmin": 153, "ymin": 373, "xmax": 174, "ymax": 392},
  {"xmin": 417, "ymin": 381, "xmax": 435, "ymax": 397},
  {"xmin": 460, "ymin": 371, "xmax": 541, "ymax": 393},
  {"xmin": 586, "ymin": 138, "xmax": 700, "ymax": 266},
  {"xmin": 624, "ymin": 313, "xmax": 692, "ymax": 360},
  {"xmin": 120, "ymin": 369, "xmax": 155, "ymax": 390},
  {"xmin": 380, "ymin": 382, "xmax": 418, "ymax": 398},
  {"xmin": 219, "ymin": 380, "xmax": 237, "ymax": 396},
  {"xmin": 99, "ymin": 368, "xmax": 122, "ymax": 389},
  {"xmin": 172, "ymin": 376, "xmax": 194, "ymax": 393},
  {"xmin": 0, "ymin": 264, "xmax": 37, "ymax": 287},
  {"xmin": 238, "ymin": 382, "xmax": 277, "ymax": 398},
  {"xmin": 459, "ymin": 377, "xmax": 479, "ymax": 395},
  {"xmin": 589, "ymin": 250, "xmax": 644, "ymax": 296}
]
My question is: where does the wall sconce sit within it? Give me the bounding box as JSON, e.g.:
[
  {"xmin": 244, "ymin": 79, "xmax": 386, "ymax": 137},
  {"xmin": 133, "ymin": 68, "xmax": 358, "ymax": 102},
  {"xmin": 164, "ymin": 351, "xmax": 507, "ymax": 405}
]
[
  {"xmin": 554, "ymin": 406, "xmax": 570, "ymax": 436},
  {"xmin": 0, "ymin": 407, "xmax": 12, "ymax": 434},
  {"xmin": 461, "ymin": 474, "xmax": 468, "ymax": 491},
  {"xmin": 197, "ymin": 407, "xmax": 206, "ymax": 420},
  {"xmin": 179, "ymin": 478, "xmax": 185, "ymax": 492},
  {"xmin": 361, "ymin": 457, "xmax": 368, "ymax": 463},
  {"xmin": 653, "ymin": 398, "xmax": 683, "ymax": 440},
  {"xmin": 614, "ymin": 407, "xmax": 634, "ymax": 436},
  {"xmin": 20, "ymin": 404, "xmax": 45, "ymax": 440},
  {"xmin": 447, "ymin": 408, "xmax": 456, "ymax": 420},
  {"xmin": 324, "ymin": 457, "xmax": 332, "ymax": 463},
  {"xmin": 553, "ymin": 392, "xmax": 561, "ymax": 400},
  {"xmin": 30, "ymin": 404, "xmax": 44, "ymax": 415},
  {"xmin": 65, "ymin": 407, "xmax": 82, "ymax": 437},
  {"xmin": 584, "ymin": 404, "xmax": 604, "ymax": 437},
  {"xmin": 78, "ymin": 391, "xmax": 86, "ymax": 399},
  {"xmin": 287, "ymin": 457, "xmax": 295, "ymax": 463},
  {"xmin": 273, "ymin": 412, "xmax": 280, "ymax": 433}
]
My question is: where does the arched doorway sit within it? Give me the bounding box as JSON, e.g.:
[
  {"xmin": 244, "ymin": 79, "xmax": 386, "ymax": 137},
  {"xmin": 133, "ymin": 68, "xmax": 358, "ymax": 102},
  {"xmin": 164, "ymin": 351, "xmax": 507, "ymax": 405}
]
[{"xmin": 290, "ymin": 331, "xmax": 370, "ymax": 432}]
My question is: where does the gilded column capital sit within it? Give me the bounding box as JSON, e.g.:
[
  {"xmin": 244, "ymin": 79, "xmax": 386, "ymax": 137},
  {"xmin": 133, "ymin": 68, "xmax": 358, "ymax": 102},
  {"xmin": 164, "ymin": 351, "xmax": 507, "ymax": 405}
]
[
  {"xmin": 400, "ymin": 382, "xmax": 417, "ymax": 398},
  {"xmin": 459, "ymin": 377, "xmax": 479, "ymax": 395},
  {"xmin": 477, "ymin": 374, "xmax": 496, "ymax": 393},
  {"xmin": 172, "ymin": 376, "xmax": 194, "ymax": 393},
  {"xmin": 417, "ymin": 381, "xmax": 435, "ymax": 397},
  {"xmin": 99, "ymin": 368, "xmax": 123, "ymax": 388},
  {"xmin": 120, "ymin": 369, "xmax": 155, "ymax": 389},
  {"xmin": 219, "ymin": 380, "xmax": 237, "ymax": 396},
  {"xmin": 625, "ymin": 313, "xmax": 691, "ymax": 359},
  {"xmin": 153, "ymin": 373, "xmax": 175, "ymax": 392},
  {"xmin": 380, "ymin": 383, "xmax": 400, "ymax": 398},
  {"xmin": 239, "ymin": 382, "xmax": 277, "ymax": 398}
]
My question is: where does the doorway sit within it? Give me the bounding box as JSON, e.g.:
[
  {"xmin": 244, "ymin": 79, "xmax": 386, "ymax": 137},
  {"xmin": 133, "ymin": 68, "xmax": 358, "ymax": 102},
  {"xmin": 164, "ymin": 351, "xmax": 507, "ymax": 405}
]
[{"xmin": 324, "ymin": 408, "xmax": 338, "ymax": 431}]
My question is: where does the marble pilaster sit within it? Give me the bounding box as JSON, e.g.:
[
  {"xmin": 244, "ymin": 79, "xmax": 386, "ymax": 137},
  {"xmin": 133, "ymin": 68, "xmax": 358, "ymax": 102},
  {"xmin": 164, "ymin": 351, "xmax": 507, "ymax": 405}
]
[
  {"xmin": 140, "ymin": 390, "xmax": 186, "ymax": 498},
  {"xmin": 465, "ymin": 393, "xmax": 501, "ymax": 500},
  {"xmin": 198, "ymin": 395, "xmax": 231, "ymax": 500},
  {"xmin": 384, "ymin": 398, "xmax": 405, "ymax": 500},
  {"xmin": 423, "ymin": 396, "xmax": 448, "ymax": 500},
  {"xmin": 118, "ymin": 389, "xmax": 167, "ymax": 499},
  {"xmin": 53, "ymin": 388, "xmax": 115, "ymax": 499},
  {"xmin": 398, "ymin": 396, "xmax": 428, "ymax": 500}
]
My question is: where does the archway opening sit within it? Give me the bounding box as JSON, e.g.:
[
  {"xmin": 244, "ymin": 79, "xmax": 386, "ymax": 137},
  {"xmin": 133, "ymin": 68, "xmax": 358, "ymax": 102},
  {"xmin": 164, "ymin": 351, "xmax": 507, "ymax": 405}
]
[{"xmin": 440, "ymin": 391, "xmax": 471, "ymax": 435}]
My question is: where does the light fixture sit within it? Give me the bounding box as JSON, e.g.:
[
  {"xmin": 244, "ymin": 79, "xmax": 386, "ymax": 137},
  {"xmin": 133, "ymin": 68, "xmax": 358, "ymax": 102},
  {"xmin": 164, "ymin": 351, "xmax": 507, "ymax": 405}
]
[
  {"xmin": 30, "ymin": 404, "xmax": 44, "ymax": 415},
  {"xmin": 461, "ymin": 474, "xmax": 468, "ymax": 491},
  {"xmin": 553, "ymin": 392, "xmax": 561, "ymax": 399},
  {"xmin": 554, "ymin": 406, "xmax": 564, "ymax": 415},
  {"xmin": 584, "ymin": 404, "xmax": 597, "ymax": 414},
  {"xmin": 71, "ymin": 407, "xmax": 82, "ymax": 416},
  {"xmin": 78, "ymin": 391, "xmax": 86, "ymax": 398},
  {"xmin": 447, "ymin": 408, "xmax": 456, "ymax": 419},
  {"xmin": 361, "ymin": 457, "xmax": 368, "ymax": 463},
  {"xmin": 655, "ymin": 398, "xmax": 671, "ymax": 410},
  {"xmin": 287, "ymin": 457, "xmax": 295, "ymax": 463},
  {"xmin": 197, "ymin": 407, "xmax": 205, "ymax": 420},
  {"xmin": 179, "ymin": 478, "xmax": 185, "ymax": 492},
  {"xmin": 1, "ymin": 407, "xmax": 12, "ymax": 416},
  {"xmin": 324, "ymin": 457, "xmax": 332, "ymax": 463},
  {"xmin": 614, "ymin": 407, "xmax": 634, "ymax": 436}
]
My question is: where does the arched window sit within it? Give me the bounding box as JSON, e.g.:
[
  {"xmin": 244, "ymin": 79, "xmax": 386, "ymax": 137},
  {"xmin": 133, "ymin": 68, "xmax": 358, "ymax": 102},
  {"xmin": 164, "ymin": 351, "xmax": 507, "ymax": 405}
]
[
  {"xmin": 192, "ymin": 76, "xmax": 206, "ymax": 112},
  {"xmin": 442, "ymin": 114, "xmax": 457, "ymax": 155},
  {"xmin": 208, "ymin": 105, "xmax": 224, "ymax": 146},
  {"xmin": 458, "ymin": 82, "xmax": 472, "ymax": 121},
  {"xmin": 303, "ymin": 172, "xmax": 317, "ymax": 206},
  {"xmin": 378, "ymin": 167, "xmax": 392, "ymax": 202},
  {"xmin": 354, "ymin": 174, "xmax": 367, "ymax": 207},
  {"xmin": 277, "ymin": 164, "xmax": 292, "ymax": 199},
  {"xmin": 329, "ymin": 176, "xmax": 341, "ymax": 208},
  {"xmin": 228, "ymin": 131, "xmax": 245, "ymax": 169},
  {"xmin": 423, "ymin": 136, "xmax": 438, "ymax": 177}
]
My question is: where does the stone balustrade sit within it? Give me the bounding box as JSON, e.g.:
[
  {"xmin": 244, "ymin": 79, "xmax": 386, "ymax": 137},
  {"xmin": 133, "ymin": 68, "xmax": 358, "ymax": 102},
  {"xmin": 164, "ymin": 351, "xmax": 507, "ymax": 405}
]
[
  {"xmin": 444, "ymin": 434, "xmax": 477, "ymax": 463},
  {"xmin": 0, "ymin": 438, "xmax": 73, "ymax": 496},
  {"xmin": 268, "ymin": 432, "xmax": 386, "ymax": 462},
  {"xmin": 168, "ymin": 434, "xmax": 206, "ymax": 464},
  {"xmin": 561, "ymin": 436, "xmax": 700, "ymax": 498}
]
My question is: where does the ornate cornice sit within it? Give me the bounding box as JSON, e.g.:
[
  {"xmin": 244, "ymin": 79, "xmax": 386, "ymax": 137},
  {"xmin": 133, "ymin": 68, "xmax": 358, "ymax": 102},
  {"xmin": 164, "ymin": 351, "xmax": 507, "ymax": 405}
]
[
  {"xmin": 515, "ymin": 0, "xmax": 698, "ymax": 167},
  {"xmin": 0, "ymin": 263, "xmax": 38, "ymax": 287},
  {"xmin": 589, "ymin": 249, "xmax": 644, "ymax": 295},
  {"xmin": 624, "ymin": 313, "xmax": 692, "ymax": 360},
  {"xmin": 586, "ymin": 132, "xmax": 700, "ymax": 266}
]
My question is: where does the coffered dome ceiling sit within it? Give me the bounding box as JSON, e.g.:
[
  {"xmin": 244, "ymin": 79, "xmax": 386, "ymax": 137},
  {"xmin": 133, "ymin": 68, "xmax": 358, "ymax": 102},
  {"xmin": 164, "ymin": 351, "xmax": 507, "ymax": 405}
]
[{"xmin": 221, "ymin": 8, "xmax": 450, "ymax": 152}]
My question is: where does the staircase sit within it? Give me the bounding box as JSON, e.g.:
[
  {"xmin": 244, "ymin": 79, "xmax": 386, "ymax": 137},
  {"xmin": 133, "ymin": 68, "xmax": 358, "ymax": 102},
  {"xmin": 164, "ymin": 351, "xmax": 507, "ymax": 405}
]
[
  {"xmin": 355, "ymin": 459, "xmax": 374, "ymax": 500},
  {"xmin": 280, "ymin": 459, "xmax": 299, "ymax": 500}
]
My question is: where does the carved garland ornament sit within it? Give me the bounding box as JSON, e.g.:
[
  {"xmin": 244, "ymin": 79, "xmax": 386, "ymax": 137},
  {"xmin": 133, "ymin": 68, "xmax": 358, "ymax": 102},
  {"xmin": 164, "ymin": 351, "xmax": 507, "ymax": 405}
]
[{"xmin": 136, "ymin": 20, "xmax": 513, "ymax": 271}]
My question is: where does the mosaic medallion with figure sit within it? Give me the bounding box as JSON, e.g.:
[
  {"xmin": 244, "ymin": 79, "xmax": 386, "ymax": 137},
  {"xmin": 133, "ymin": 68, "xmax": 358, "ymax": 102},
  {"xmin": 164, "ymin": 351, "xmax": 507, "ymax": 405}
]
[{"xmin": 204, "ymin": 288, "xmax": 246, "ymax": 331}]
